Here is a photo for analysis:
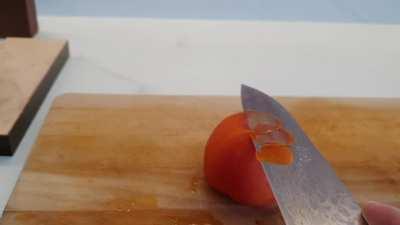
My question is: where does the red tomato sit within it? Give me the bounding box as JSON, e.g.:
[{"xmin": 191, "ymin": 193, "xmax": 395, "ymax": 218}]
[{"xmin": 204, "ymin": 112, "xmax": 293, "ymax": 207}]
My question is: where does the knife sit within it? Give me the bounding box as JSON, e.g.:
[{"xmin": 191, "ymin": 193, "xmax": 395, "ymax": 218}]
[{"xmin": 241, "ymin": 85, "xmax": 366, "ymax": 225}]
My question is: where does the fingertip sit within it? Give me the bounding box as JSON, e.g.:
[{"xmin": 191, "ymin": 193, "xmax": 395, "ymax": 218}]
[
  {"xmin": 363, "ymin": 201, "xmax": 382, "ymax": 213},
  {"xmin": 362, "ymin": 201, "xmax": 400, "ymax": 225}
]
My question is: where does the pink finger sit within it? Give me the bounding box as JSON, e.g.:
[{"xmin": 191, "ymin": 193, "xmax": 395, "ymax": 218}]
[{"xmin": 363, "ymin": 201, "xmax": 400, "ymax": 225}]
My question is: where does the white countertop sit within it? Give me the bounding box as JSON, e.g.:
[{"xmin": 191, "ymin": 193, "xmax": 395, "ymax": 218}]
[{"xmin": 1, "ymin": 16, "xmax": 400, "ymax": 216}]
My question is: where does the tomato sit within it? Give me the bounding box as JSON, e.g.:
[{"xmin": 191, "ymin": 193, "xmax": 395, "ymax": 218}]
[{"xmin": 204, "ymin": 112, "xmax": 293, "ymax": 207}]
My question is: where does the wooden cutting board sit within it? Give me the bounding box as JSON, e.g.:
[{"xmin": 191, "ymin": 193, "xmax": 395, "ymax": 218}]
[
  {"xmin": 1, "ymin": 94, "xmax": 400, "ymax": 225},
  {"xmin": 0, "ymin": 38, "xmax": 69, "ymax": 155}
]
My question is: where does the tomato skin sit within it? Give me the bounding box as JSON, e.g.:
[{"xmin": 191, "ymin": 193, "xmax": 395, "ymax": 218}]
[{"xmin": 204, "ymin": 112, "xmax": 275, "ymax": 207}]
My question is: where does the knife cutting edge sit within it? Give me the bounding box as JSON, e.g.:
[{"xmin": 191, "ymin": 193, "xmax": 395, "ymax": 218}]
[{"xmin": 241, "ymin": 84, "xmax": 366, "ymax": 225}]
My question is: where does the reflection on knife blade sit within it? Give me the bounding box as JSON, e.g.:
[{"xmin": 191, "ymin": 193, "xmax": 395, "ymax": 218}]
[{"xmin": 241, "ymin": 85, "xmax": 366, "ymax": 225}]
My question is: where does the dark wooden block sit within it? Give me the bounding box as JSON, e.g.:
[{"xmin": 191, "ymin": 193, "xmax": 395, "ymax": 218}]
[
  {"xmin": 0, "ymin": 38, "xmax": 69, "ymax": 155},
  {"xmin": 0, "ymin": 0, "xmax": 39, "ymax": 37}
]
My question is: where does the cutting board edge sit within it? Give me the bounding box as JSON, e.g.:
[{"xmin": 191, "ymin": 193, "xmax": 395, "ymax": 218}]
[{"xmin": 0, "ymin": 39, "xmax": 69, "ymax": 156}]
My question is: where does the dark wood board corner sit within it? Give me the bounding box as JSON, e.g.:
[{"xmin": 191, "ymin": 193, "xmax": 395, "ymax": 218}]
[{"xmin": 0, "ymin": 0, "xmax": 39, "ymax": 37}]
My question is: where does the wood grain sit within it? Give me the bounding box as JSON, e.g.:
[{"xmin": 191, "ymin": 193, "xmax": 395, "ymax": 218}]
[
  {"xmin": 1, "ymin": 94, "xmax": 399, "ymax": 225},
  {"xmin": 0, "ymin": 38, "xmax": 69, "ymax": 155}
]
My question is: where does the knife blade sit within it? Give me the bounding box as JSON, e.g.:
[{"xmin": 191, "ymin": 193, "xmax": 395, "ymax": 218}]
[{"xmin": 241, "ymin": 84, "xmax": 365, "ymax": 225}]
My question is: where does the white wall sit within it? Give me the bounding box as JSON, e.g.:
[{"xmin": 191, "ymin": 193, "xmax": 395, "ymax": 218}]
[{"xmin": 36, "ymin": 0, "xmax": 400, "ymax": 23}]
